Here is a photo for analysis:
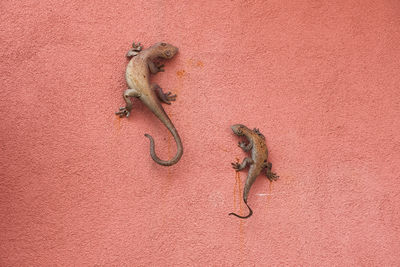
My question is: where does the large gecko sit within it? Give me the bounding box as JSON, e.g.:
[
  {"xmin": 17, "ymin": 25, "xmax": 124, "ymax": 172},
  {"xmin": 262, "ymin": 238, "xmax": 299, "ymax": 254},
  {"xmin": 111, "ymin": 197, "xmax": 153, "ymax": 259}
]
[
  {"xmin": 229, "ymin": 124, "xmax": 279, "ymax": 219},
  {"xmin": 116, "ymin": 42, "xmax": 183, "ymax": 166}
]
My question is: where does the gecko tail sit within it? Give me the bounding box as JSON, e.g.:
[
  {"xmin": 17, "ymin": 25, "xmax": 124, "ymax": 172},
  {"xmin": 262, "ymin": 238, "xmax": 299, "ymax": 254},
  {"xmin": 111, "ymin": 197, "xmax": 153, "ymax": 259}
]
[
  {"xmin": 228, "ymin": 199, "xmax": 253, "ymax": 219},
  {"xmin": 144, "ymin": 130, "xmax": 183, "ymax": 166}
]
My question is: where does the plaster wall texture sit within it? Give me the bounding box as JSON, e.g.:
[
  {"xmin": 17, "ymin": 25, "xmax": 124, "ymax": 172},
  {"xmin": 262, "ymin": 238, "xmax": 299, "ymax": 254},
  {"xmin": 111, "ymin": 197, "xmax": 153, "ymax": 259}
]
[{"xmin": 1, "ymin": 0, "xmax": 400, "ymax": 266}]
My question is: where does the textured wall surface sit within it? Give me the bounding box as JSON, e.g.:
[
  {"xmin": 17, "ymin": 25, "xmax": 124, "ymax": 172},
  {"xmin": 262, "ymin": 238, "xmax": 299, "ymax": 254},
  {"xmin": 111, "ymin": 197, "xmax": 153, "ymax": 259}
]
[{"xmin": 1, "ymin": 0, "xmax": 400, "ymax": 266}]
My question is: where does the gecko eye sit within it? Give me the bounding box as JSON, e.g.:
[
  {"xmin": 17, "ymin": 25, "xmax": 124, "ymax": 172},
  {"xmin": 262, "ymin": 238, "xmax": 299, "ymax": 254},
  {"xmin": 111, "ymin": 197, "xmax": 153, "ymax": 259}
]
[
  {"xmin": 161, "ymin": 43, "xmax": 167, "ymax": 46},
  {"xmin": 165, "ymin": 50, "xmax": 171, "ymax": 57}
]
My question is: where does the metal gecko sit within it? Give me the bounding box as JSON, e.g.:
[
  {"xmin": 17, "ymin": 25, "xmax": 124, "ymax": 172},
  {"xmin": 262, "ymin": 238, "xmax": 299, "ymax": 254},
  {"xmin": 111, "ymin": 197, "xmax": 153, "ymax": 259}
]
[
  {"xmin": 229, "ymin": 124, "xmax": 279, "ymax": 219},
  {"xmin": 116, "ymin": 42, "xmax": 183, "ymax": 166}
]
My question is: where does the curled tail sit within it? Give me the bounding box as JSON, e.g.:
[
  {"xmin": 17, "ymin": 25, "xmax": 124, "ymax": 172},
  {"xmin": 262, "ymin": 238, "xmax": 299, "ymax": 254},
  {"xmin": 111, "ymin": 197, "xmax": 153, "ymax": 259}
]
[
  {"xmin": 144, "ymin": 126, "xmax": 183, "ymax": 166},
  {"xmin": 229, "ymin": 199, "xmax": 253, "ymax": 219}
]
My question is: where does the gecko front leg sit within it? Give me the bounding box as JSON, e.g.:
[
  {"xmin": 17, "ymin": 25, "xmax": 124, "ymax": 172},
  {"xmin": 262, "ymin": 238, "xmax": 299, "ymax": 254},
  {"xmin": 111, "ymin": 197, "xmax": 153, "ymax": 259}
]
[
  {"xmin": 115, "ymin": 88, "xmax": 141, "ymax": 118},
  {"xmin": 148, "ymin": 61, "xmax": 165, "ymax": 74},
  {"xmin": 253, "ymin": 128, "xmax": 265, "ymax": 139},
  {"xmin": 231, "ymin": 157, "xmax": 254, "ymax": 171},
  {"xmin": 238, "ymin": 139, "xmax": 253, "ymax": 152},
  {"xmin": 152, "ymin": 84, "xmax": 177, "ymax": 105},
  {"xmin": 126, "ymin": 42, "xmax": 143, "ymax": 58}
]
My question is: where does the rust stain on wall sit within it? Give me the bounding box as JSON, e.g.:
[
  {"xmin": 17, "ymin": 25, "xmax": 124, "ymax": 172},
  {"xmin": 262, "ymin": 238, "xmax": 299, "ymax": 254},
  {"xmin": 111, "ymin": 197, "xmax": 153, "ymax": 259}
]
[
  {"xmin": 267, "ymin": 180, "xmax": 273, "ymax": 203},
  {"xmin": 218, "ymin": 145, "xmax": 232, "ymax": 153},
  {"xmin": 114, "ymin": 115, "xmax": 121, "ymax": 131},
  {"xmin": 233, "ymin": 157, "xmax": 241, "ymax": 212},
  {"xmin": 262, "ymin": 180, "xmax": 273, "ymax": 219},
  {"xmin": 167, "ymin": 127, "xmax": 172, "ymax": 173},
  {"xmin": 176, "ymin": 70, "xmax": 186, "ymax": 78},
  {"xmin": 233, "ymin": 171, "xmax": 238, "ymax": 211},
  {"xmin": 232, "ymin": 156, "xmax": 246, "ymax": 264},
  {"xmin": 159, "ymin": 126, "xmax": 174, "ymax": 226},
  {"xmin": 186, "ymin": 58, "xmax": 205, "ymax": 69}
]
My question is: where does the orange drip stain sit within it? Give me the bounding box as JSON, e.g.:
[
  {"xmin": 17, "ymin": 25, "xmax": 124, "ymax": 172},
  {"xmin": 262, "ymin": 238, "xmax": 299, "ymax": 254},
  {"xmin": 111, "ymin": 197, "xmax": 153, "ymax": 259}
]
[
  {"xmin": 233, "ymin": 174, "xmax": 237, "ymax": 211},
  {"xmin": 114, "ymin": 115, "xmax": 121, "ymax": 131},
  {"xmin": 233, "ymin": 157, "xmax": 240, "ymax": 212},
  {"xmin": 167, "ymin": 127, "xmax": 172, "ymax": 167},
  {"xmin": 263, "ymin": 180, "xmax": 273, "ymax": 218},
  {"xmin": 267, "ymin": 179, "xmax": 273, "ymax": 203},
  {"xmin": 159, "ymin": 127, "xmax": 173, "ymax": 231},
  {"xmin": 219, "ymin": 146, "xmax": 230, "ymax": 153},
  {"xmin": 238, "ymin": 174, "xmax": 243, "ymax": 216},
  {"xmin": 233, "ymin": 170, "xmax": 239, "ymax": 211},
  {"xmin": 166, "ymin": 108, "xmax": 174, "ymax": 170},
  {"xmin": 238, "ymin": 172, "xmax": 245, "ymax": 266},
  {"xmin": 232, "ymin": 157, "xmax": 246, "ymax": 263},
  {"xmin": 171, "ymin": 64, "xmax": 185, "ymax": 103}
]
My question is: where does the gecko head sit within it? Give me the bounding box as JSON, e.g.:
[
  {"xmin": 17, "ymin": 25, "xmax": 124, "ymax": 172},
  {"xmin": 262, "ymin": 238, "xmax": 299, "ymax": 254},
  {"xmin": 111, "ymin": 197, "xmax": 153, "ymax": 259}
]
[
  {"xmin": 156, "ymin": 42, "xmax": 179, "ymax": 59},
  {"xmin": 231, "ymin": 124, "xmax": 246, "ymax": 136}
]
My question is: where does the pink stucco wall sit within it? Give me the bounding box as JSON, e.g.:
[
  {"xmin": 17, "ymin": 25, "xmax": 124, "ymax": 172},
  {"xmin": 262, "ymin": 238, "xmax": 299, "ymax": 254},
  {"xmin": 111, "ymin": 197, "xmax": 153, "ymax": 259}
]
[{"xmin": 1, "ymin": 0, "xmax": 400, "ymax": 266}]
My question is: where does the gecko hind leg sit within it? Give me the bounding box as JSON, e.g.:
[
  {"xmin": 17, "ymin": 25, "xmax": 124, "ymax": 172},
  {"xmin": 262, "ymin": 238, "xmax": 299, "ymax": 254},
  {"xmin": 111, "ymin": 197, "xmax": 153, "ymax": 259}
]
[
  {"xmin": 264, "ymin": 161, "xmax": 279, "ymax": 181},
  {"xmin": 152, "ymin": 84, "xmax": 177, "ymax": 105},
  {"xmin": 115, "ymin": 88, "xmax": 141, "ymax": 118},
  {"xmin": 231, "ymin": 157, "xmax": 254, "ymax": 171}
]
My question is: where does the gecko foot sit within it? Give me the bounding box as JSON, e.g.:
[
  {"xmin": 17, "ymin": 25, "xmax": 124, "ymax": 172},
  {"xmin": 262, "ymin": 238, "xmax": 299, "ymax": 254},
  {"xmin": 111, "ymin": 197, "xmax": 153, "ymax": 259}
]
[
  {"xmin": 126, "ymin": 42, "xmax": 143, "ymax": 58},
  {"xmin": 155, "ymin": 61, "xmax": 165, "ymax": 72},
  {"xmin": 132, "ymin": 42, "xmax": 142, "ymax": 50},
  {"xmin": 266, "ymin": 172, "xmax": 279, "ymax": 181},
  {"xmin": 238, "ymin": 141, "xmax": 247, "ymax": 149},
  {"xmin": 264, "ymin": 161, "xmax": 278, "ymax": 181},
  {"xmin": 231, "ymin": 162, "xmax": 241, "ymax": 171},
  {"xmin": 153, "ymin": 84, "xmax": 177, "ymax": 104},
  {"xmin": 115, "ymin": 107, "xmax": 131, "ymax": 118},
  {"xmin": 161, "ymin": 92, "xmax": 177, "ymax": 105}
]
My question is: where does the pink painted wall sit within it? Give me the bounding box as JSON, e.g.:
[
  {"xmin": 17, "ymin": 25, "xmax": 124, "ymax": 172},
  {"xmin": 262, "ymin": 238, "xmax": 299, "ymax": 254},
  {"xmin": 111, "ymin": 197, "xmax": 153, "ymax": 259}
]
[{"xmin": 1, "ymin": 0, "xmax": 400, "ymax": 265}]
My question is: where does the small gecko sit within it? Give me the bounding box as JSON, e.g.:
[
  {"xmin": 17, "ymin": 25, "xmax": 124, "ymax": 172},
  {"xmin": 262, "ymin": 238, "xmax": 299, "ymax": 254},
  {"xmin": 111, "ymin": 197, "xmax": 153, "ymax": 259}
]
[
  {"xmin": 116, "ymin": 42, "xmax": 183, "ymax": 166},
  {"xmin": 229, "ymin": 124, "xmax": 278, "ymax": 219}
]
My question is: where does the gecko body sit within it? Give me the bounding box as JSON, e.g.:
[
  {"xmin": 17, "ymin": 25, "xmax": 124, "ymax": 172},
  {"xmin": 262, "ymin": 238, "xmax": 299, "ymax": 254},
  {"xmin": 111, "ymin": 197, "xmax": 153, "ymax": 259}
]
[
  {"xmin": 229, "ymin": 124, "xmax": 278, "ymax": 219},
  {"xmin": 116, "ymin": 42, "xmax": 183, "ymax": 166}
]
